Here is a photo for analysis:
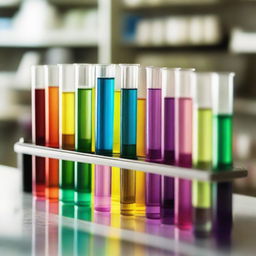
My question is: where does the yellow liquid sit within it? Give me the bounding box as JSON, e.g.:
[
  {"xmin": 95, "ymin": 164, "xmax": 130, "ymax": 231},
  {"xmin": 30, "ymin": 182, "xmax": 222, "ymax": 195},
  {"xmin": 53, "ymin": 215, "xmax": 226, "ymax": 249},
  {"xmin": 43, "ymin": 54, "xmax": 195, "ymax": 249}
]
[
  {"xmin": 136, "ymin": 98, "xmax": 146, "ymax": 157},
  {"xmin": 135, "ymin": 98, "xmax": 146, "ymax": 215},
  {"xmin": 62, "ymin": 92, "xmax": 75, "ymax": 135},
  {"xmin": 193, "ymin": 108, "xmax": 212, "ymax": 208},
  {"xmin": 91, "ymin": 88, "xmax": 95, "ymax": 153},
  {"xmin": 113, "ymin": 90, "xmax": 121, "ymax": 154},
  {"xmin": 111, "ymin": 90, "xmax": 121, "ymax": 213},
  {"xmin": 111, "ymin": 167, "xmax": 120, "ymax": 213},
  {"xmin": 91, "ymin": 164, "xmax": 94, "ymax": 207}
]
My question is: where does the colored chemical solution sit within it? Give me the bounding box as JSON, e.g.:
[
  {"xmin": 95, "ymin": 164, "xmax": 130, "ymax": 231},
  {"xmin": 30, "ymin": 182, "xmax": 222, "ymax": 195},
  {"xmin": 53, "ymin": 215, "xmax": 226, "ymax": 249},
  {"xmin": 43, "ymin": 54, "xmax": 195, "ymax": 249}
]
[
  {"xmin": 45, "ymin": 86, "xmax": 59, "ymax": 200},
  {"xmin": 112, "ymin": 90, "xmax": 121, "ymax": 213},
  {"xmin": 95, "ymin": 77, "xmax": 114, "ymax": 212},
  {"xmin": 162, "ymin": 97, "xmax": 175, "ymax": 224},
  {"xmin": 120, "ymin": 88, "xmax": 137, "ymax": 215},
  {"xmin": 96, "ymin": 77, "xmax": 114, "ymax": 155},
  {"xmin": 113, "ymin": 90, "xmax": 121, "ymax": 154},
  {"xmin": 91, "ymin": 87, "xmax": 95, "ymax": 153},
  {"xmin": 60, "ymin": 92, "xmax": 75, "ymax": 202},
  {"xmin": 213, "ymin": 114, "xmax": 233, "ymax": 240},
  {"xmin": 175, "ymin": 97, "xmax": 193, "ymax": 230},
  {"xmin": 192, "ymin": 108, "xmax": 212, "ymax": 237},
  {"xmin": 33, "ymin": 88, "xmax": 46, "ymax": 198},
  {"xmin": 75, "ymin": 88, "xmax": 92, "ymax": 206},
  {"xmin": 146, "ymin": 88, "xmax": 162, "ymax": 219},
  {"xmin": 136, "ymin": 98, "xmax": 146, "ymax": 215},
  {"xmin": 95, "ymin": 165, "xmax": 112, "ymax": 212}
]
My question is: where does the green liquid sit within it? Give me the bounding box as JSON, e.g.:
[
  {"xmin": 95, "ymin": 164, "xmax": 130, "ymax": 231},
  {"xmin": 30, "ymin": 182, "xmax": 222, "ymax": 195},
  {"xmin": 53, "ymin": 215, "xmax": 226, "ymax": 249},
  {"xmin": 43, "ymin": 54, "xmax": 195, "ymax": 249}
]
[
  {"xmin": 60, "ymin": 160, "xmax": 75, "ymax": 202},
  {"xmin": 193, "ymin": 109, "xmax": 212, "ymax": 208},
  {"xmin": 213, "ymin": 114, "xmax": 233, "ymax": 171},
  {"xmin": 75, "ymin": 88, "xmax": 92, "ymax": 206}
]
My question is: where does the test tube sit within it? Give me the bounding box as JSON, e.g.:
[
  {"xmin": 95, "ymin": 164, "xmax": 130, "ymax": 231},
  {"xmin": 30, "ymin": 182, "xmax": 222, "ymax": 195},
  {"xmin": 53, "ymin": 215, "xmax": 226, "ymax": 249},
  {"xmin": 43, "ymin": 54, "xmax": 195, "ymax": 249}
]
[
  {"xmin": 212, "ymin": 72, "xmax": 234, "ymax": 241},
  {"xmin": 75, "ymin": 64, "xmax": 94, "ymax": 206},
  {"xmin": 120, "ymin": 64, "xmax": 139, "ymax": 216},
  {"xmin": 59, "ymin": 64, "xmax": 76, "ymax": 202},
  {"xmin": 161, "ymin": 67, "xmax": 180, "ymax": 224},
  {"xmin": 175, "ymin": 68, "xmax": 195, "ymax": 229},
  {"xmin": 146, "ymin": 66, "xmax": 162, "ymax": 219},
  {"xmin": 31, "ymin": 65, "xmax": 46, "ymax": 198},
  {"xmin": 95, "ymin": 64, "xmax": 115, "ymax": 212},
  {"xmin": 192, "ymin": 72, "xmax": 216, "ymax": 237},
  {"xmin": 45, "ymin": 65, "xmax": 59, "ymax": 200},
  {"xmin": 136, "ymin": 67, "xmax": 147, "ymax": 216},
  {"xmin": 111, "ymin": 65, "xmax": 121, "ymax": 213}
]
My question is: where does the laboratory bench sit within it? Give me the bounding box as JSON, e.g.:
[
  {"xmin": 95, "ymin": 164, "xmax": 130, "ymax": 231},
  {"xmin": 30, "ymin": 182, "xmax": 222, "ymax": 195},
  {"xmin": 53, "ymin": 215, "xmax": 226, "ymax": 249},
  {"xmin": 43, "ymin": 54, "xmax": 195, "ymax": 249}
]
[{"xmin": 0, "ymin": 164, "xmax": 256, "ymax": 256}]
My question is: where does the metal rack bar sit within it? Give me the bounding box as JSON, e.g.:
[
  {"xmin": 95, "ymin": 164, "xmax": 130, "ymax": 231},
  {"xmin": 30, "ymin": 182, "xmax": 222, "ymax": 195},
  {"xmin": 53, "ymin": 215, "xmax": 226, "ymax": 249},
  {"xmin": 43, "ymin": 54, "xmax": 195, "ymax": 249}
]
[{"xmin": 14, "ymin": 140, "xmax": 247, "ymax": 182}]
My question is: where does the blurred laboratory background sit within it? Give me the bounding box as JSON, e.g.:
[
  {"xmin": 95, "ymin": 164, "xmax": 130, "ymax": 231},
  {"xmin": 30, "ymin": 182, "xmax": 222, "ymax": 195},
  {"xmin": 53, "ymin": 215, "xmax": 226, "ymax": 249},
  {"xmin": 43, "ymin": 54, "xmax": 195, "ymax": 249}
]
[{"xmin": 0, "ymin": 0, "xmax": 256, "ymax": 196}]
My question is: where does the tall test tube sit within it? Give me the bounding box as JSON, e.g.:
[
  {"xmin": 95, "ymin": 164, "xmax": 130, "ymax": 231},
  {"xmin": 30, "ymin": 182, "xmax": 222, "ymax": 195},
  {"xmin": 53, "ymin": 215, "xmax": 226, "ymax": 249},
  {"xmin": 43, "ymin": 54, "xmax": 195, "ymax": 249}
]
[
  {"xmin": 75, "ymin": 64, "xmax": 94, "ymax": 206},
  {"xmin": 45, "ymin": 65, "xmax": 59, "ymax": 200},
  {"xmin": 136, "ymin": 67, "xmax": 147, "ymax": 216},
  {"xmin": 192, "ymin": 72, "xmax": 216, "ymax": 237},
  {"xmin": 146, "ymin": 67, "xmax": 162, "ymax": 219},
  {"xmin": 32, "ymin": 65, "xmax": 46, "ymax": 198},
  {"xmin": 212, "ymin": 72, "xmax": 234, "ymax": 241},
  {"xmin": 161, "ymin": 67, "xmax": 180, "ymax": 224},
  {"xmin": 120, "ymin": 64, "xmax": 139, "ymax": 216},
  {"xmin": 175, "ymin": 69, "xmax": 195, "ymax": 229},
  {"xmin": 111, "ymin": 65, "xmax": 121, "ymax": 213},
  {"xmin": 95, "ymin": 64, "xmax": 115, "ymax": 212},
  {"xmin": 59, "ymin": 64, "xmax": 76, "ymax": 202}
]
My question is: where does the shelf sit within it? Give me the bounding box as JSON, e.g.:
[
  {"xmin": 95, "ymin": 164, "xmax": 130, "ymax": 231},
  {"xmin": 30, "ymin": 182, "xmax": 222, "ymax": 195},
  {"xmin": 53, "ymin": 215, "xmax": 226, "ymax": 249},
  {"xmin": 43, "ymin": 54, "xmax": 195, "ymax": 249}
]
[
  {"xmin": 0, "ymin": 30, "xmax": 98, "ymax": 48},
  {"xmin": 49, "ymin": 0, "xmax": 97, "ymax": 8},
  {"xmin": 14, "ymin": 140, "xmax": 247, "ymax": 182}
]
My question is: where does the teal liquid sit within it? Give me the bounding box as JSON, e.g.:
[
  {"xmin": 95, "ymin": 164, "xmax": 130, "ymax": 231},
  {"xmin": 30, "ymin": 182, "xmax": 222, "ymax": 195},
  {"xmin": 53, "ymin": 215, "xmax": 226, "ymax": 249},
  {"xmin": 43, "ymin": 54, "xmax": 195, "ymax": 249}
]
[
  {"xmin": 96, "ymin": 78, "xmax": 114, "ymax": 155},
  {"xmin": 60, "ymin": 160, "xmax": 75, "ymax": 202},
  {"xmin": 120, "ymin": 88, "xmax": 137, "ymax": 215},
  {"xmin": 75, "ymin": 88, "xmax": 93, "ymax": 206}
]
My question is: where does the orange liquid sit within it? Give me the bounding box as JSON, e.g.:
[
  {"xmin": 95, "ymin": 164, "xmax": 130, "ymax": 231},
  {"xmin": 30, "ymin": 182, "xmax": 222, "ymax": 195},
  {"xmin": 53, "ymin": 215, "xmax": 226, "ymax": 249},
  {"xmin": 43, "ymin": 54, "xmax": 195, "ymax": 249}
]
[{"xmin": 45, "ymin": 86, "xmax": 59, "ymax": 200}]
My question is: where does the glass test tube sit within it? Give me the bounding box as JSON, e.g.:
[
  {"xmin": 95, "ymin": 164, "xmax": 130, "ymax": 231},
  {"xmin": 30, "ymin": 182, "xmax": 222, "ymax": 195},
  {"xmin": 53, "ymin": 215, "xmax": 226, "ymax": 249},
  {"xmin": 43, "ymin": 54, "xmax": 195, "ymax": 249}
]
[
  {"xmin": 192, "ymin": 72, "xmax": 217, "ymax": 237},
  {"xmin": 136, "ymin": 67, "xmax": 147, "ymax": 216},
  {"xmin": 59, "ymin": 64, "xmax": 76, "ymax": 202},
  {"xmin": 95, "ymin": 64, "xmax": 115, "ymax": 212},
  {"xmin": 75, "ymin": 64, "xmax": 94, "ymax": 206},
  {"xmin": 146, "ymin": 66, "xmax": 162, "ymax": 219},
  {"xmin": 161, "ymin": 67, "xmax": 180, "ymax": 224},
  {"xmin": 175, "ymin": 68, "xmax": 195, "ymax": 229},
  {"xmin": 45, "ymin": 65, "xmax": 59, "ymax": 200},
  {"xmin": 120, "ymin": 64, "xmax": 139, "ymax": 216},
  {"xmin": 212, "ymin": 72, "xmax": 234, "ymax": 241},
  {"xmin": 111, "ymin": 65, "xmax": 121, "ymax": 213},
  {"xmin": 31, "ymin": 65, "xmax": 46, "ymax": 198}
]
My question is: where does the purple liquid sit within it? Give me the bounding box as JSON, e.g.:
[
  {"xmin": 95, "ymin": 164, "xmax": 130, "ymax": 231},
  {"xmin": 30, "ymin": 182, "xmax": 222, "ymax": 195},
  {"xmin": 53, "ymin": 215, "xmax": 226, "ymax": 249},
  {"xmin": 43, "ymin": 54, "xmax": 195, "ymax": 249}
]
[
  {"xmin": 94, "ymin": 165, "xmax": 111, "ymax": 212},
  {"xmin": 162, "ymin": 97, "xmax": 175, "ymax": 224},
  {"xmin": 146, "ymin": 88, "xmax": 162, "ymax": 219},
  {"xmin": 175, "ymin": 98, "xmax": 193, "ymax": 230}
]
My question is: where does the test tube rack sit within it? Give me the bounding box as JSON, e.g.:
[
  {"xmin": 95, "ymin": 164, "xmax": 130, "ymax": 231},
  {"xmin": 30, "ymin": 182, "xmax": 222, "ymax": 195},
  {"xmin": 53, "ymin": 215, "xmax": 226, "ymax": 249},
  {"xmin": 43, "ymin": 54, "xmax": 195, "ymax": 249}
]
[{"xmin": 14, "ymin": 138, "xmax": 247, "ymax": 182}]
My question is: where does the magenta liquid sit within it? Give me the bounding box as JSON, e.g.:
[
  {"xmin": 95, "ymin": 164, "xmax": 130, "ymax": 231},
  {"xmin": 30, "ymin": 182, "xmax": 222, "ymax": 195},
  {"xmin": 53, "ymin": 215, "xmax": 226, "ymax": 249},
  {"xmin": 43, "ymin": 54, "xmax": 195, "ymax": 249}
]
[
  {"xmin": 161, "ymin": 97, "xmax": 175, "ymax": 224},
  {"xmin": 94, "ymin": 165, "xmax": 111, "ymax": 212},
  {"xmin": 146, "ymin": 88, "xmax": 162, "ymax": 219},
  {"xmin": 175, "ymin": 97, "xmax": 193, "ymax": 230}
]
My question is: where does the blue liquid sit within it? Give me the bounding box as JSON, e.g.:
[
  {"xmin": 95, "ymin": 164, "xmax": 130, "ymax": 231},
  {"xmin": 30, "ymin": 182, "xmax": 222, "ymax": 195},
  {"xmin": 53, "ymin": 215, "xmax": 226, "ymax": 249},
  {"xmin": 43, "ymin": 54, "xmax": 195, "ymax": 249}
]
[
  {"xmin": 96, "ymin": 78, "xmax": 115, "ymax": 155},
  {"xmin": 121, "ymin": 88, "xmax": 137, "ymax": 158}
]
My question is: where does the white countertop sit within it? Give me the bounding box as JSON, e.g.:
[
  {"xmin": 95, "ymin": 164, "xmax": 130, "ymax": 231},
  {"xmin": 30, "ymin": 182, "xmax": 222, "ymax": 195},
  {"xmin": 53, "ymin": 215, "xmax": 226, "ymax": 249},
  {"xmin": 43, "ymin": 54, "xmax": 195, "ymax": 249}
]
[{"xmin": 0, "ymin": 165, "xmax": 255, "ymax": 256}]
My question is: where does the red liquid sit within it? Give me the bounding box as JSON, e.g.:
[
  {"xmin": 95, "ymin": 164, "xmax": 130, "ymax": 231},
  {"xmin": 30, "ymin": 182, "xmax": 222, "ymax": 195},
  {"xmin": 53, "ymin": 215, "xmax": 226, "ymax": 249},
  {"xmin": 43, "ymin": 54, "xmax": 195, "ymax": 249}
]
[
  {"xmin": 32, "ymin": 89, "xmax": 46, "ymax": 198},
  {"xmin": 45, "ymin": 86, "xmax": 59, "ymax": 200}
]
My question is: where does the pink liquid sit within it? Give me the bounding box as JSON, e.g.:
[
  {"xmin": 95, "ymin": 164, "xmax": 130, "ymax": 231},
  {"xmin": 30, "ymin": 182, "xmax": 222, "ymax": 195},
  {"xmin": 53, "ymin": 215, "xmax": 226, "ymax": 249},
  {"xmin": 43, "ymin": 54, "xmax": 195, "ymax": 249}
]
[
  {"xmin": 175, "ymin": 98, "xmax": 193, "ymax": 230},
  {"xmin": 94, "ymin": 165, "xmax": 111, "ymax": 212}
]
